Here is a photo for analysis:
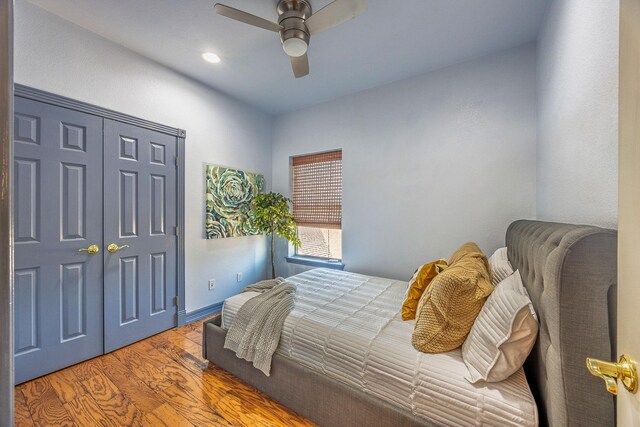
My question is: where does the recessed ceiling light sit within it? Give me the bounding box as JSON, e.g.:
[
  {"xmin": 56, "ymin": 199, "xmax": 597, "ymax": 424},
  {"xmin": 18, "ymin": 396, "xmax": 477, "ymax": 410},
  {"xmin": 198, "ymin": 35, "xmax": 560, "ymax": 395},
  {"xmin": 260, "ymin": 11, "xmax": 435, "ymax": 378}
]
[{"xmin": 202, "ymin": 52, "xmax": 221, "ymax": 64}]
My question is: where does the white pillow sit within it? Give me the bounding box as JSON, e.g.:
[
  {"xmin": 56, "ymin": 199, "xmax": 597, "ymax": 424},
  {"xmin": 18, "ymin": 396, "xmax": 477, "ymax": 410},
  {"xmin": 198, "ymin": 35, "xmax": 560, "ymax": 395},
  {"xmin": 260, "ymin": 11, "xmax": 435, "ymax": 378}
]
[
  {"xmin": 488, "ymin": 247, "xmax": 515, "ymax": 286},
  {"xmin": 462, "ymin": 270, "xmax": 538, "ymax": 383}
]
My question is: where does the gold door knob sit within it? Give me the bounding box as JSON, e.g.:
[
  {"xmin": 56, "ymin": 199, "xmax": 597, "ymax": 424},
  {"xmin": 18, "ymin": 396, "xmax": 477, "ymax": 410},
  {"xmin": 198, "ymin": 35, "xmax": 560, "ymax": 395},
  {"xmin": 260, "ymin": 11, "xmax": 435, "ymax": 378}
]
[
  {"xmin": 586, "ymin": 354, "xmax": 638, "ymax": 395},
  {"xmin": 107, "ymin": 243, "xmax": 130, "ymax": 253},
  {"xmin": 78, "ymin": 244, "xmax": 99, "ymax": 255}
]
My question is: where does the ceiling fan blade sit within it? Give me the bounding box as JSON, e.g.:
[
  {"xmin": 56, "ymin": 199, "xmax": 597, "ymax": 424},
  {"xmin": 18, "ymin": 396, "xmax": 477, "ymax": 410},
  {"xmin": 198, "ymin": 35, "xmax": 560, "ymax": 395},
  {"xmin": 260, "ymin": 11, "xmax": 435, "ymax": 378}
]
[
  {"xmin": 214, "ymin": 4, "xmax": 282, "ymax": 32},
  {"xmin": 291, "ymin": 54, "xmax": 309, "ymax": 78},
  {"xmin": 305, "ymin": 0, "xmax": 367, "ymax": 35}
]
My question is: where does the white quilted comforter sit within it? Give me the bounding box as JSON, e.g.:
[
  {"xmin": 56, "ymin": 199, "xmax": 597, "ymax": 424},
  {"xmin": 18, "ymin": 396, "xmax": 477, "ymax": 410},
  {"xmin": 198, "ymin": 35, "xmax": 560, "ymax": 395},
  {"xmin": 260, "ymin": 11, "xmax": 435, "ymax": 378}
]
[{"xmin": 222, "ymin": 268, "xmax": 538, "ymax": 426}]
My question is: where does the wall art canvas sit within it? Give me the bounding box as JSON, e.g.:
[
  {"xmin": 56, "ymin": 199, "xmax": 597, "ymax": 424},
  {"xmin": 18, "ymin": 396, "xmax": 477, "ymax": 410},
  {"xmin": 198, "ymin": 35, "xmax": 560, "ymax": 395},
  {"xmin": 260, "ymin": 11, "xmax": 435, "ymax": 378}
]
[{"xmin": 205, "ymin": 165, "xmax": 265, "ymax": 239}]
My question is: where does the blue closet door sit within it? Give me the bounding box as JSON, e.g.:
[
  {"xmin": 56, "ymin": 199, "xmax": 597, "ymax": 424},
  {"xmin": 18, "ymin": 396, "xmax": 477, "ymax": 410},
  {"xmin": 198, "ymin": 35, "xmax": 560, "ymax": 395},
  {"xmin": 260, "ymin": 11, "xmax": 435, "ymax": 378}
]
[
  {"xmin": 103, "ymin": 119, "xmax": 177, "ymax": 353},
  {"xmin": 13, "ymin": 97, "xmax": 104, "ymax": 384}
]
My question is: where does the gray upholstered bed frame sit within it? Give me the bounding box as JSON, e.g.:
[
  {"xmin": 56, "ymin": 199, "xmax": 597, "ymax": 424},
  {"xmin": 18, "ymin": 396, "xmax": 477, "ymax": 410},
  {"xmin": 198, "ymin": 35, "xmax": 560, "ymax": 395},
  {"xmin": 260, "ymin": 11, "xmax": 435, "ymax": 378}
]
[
  {"xmin": 204, "ymin": 220, "xmax": 617, "ymax": 427},
  {"xmin": 506, "ymin": 220, "xmax": 617, "ymax": 426}
]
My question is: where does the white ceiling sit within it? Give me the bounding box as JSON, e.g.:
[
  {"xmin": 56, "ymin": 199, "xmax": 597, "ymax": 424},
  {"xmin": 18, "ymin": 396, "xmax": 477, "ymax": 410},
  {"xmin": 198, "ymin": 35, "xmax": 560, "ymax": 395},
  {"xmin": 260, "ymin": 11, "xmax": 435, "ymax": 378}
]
[{"xmin": 27, "ymin": 0, "xmax": 549, "ymax": 115}]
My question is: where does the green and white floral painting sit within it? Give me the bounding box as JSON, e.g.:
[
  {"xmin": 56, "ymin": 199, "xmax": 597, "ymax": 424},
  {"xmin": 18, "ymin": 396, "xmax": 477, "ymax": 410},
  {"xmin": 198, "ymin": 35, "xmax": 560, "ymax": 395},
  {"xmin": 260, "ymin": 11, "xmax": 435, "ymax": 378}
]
[{"xmin": 205, "ymin": 165, "xmax": 265, "ymax": 239}]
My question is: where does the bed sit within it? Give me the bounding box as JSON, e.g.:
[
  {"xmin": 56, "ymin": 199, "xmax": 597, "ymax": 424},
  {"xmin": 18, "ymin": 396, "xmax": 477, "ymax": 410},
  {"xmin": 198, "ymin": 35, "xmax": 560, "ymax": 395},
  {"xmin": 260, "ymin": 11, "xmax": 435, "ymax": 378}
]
[{"xmin": 203, "ymin": 220, "xmax": 617, "ymax": 426}]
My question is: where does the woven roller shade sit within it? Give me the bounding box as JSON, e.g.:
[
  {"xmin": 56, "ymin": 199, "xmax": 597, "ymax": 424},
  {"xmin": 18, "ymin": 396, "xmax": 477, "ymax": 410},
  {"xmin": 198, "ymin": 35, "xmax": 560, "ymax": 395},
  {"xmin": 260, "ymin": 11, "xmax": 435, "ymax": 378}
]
[{"xmin": 292, "ymin": 150, "xmax": 342, "ymax": 229}]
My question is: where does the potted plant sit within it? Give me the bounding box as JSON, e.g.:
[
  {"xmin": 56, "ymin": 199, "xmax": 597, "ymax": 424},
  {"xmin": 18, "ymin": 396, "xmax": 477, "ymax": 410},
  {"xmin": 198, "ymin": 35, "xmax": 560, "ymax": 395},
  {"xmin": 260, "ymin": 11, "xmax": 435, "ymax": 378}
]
[{"xmin": 251, "ymin": 192, "xmax": 301, "ymax": 279}]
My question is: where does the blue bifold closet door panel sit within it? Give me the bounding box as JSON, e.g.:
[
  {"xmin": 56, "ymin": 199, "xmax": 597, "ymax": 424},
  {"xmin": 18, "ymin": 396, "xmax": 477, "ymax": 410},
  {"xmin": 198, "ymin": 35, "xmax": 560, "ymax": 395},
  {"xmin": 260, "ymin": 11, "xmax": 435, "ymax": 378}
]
[
  {"xmin": 13, "ymin": 97, "xmax": 104, "ymax": 384},
  {"xmin": 13, "ymin": 97, "xmax": 179, "ymax": 384},
  {"xmin": 103, "ymin": 119, "xmax": 177, "ymax": 353}
]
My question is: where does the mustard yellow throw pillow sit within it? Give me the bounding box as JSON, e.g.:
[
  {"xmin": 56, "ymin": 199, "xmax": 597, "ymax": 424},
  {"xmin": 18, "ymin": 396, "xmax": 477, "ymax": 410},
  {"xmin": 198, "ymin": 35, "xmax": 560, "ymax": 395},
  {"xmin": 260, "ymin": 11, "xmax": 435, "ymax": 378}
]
[
  {"xmin": 412, "ymin": 242, "xmax": 494, "ymax": 353},
  {"xmin": 402, "ymin": 260, "xmax": 448, "ymax": 320}
]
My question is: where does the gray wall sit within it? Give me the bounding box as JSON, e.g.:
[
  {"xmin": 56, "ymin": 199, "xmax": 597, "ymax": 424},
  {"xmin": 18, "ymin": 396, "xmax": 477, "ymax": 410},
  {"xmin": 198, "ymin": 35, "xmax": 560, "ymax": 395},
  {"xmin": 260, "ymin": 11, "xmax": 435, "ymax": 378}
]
[
  {"xmin": 14, "ymin": 1, "xmax": 272, "ymax": 313},
  {"xmin": 536, "ymin": 0, "xmax": 619, "ymax": 228},
  {"xmin": 272, "ymin": 44, "xmax": 537, "ymax": 280}
]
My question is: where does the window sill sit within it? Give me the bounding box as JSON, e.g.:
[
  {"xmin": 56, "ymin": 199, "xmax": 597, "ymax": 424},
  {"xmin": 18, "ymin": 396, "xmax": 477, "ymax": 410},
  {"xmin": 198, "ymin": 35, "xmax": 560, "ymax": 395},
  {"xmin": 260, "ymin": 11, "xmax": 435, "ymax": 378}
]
[{"xmin": 285, "ymin": 256, "xmax": 345, "ymax": 270}]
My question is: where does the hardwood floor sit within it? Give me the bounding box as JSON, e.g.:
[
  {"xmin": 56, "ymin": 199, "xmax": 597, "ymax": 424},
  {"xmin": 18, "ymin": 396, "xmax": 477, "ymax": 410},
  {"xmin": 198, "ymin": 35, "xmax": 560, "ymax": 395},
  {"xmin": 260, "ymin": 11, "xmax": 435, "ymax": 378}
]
[{"xmin": 14, "ymin": 317, "xmax": 316, "ymax": 427}]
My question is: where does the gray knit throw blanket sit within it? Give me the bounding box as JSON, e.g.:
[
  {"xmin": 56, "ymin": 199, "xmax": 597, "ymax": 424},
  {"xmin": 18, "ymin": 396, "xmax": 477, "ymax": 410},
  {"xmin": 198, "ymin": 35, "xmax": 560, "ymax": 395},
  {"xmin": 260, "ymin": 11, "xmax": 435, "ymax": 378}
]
[{"xmin": 223, "ymin": 278, "xmax": 296, "ymax": 376}]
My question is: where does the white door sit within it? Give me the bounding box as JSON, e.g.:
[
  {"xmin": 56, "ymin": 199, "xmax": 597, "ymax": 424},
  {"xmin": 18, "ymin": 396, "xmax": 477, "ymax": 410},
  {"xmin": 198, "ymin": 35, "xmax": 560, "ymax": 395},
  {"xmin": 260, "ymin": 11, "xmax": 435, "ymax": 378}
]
[{"xmin": 618, "ymin": 0, "xmax": 640, "ymax": 424}]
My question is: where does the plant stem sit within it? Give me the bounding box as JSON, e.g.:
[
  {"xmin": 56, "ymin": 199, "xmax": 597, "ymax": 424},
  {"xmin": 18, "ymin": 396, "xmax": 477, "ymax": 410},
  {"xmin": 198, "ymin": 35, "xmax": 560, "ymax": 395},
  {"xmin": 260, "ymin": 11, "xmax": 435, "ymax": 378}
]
[{"xmin": 271, "ymin": 231, "xmax": 276, "ymax": 279}]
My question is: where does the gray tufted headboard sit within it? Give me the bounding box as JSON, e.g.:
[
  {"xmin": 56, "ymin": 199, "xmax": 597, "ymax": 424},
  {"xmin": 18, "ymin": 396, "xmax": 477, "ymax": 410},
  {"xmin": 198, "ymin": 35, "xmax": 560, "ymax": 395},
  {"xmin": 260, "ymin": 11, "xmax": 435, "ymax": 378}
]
[{"xmin": 506, "ymin": 220, "xmax": 617, "ymax": 427}]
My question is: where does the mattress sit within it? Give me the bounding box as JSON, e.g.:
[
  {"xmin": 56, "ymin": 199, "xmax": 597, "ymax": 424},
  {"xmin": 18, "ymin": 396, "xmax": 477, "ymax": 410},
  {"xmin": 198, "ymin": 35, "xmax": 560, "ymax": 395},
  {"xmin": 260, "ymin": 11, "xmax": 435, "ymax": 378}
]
[{"xmin": 222, "ymin": 268, "xmax": 538, "ymax": 427}]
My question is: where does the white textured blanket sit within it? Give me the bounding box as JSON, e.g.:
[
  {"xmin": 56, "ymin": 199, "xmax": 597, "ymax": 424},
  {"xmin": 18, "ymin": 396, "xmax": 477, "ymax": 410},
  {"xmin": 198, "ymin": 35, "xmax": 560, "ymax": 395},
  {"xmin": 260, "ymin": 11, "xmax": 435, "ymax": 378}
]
[
  {"xmin": 223, "ymin": 278, "xmax": 295, "ymax": 376},
  {"xmin": 222, "ymin": 268, "xmax": 538, "ymax": 426}
]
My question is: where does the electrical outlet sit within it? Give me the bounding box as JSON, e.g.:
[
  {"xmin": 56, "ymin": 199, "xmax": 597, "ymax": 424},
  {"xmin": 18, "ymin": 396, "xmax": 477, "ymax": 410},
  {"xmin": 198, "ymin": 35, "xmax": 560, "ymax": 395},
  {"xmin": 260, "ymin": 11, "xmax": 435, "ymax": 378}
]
[
  {"xmin": 237, "ymin": 272, "xmax": 243, "ymax": 282},
  {"xmin": 208, "ymin": 279, "xmax": 216, "ymax": 291}
]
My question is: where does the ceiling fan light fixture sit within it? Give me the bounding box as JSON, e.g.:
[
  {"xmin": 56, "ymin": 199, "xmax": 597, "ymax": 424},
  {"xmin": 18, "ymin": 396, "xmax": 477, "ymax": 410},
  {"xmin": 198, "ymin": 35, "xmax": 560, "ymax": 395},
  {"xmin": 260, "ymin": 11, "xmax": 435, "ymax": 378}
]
[
  {"xmin": 202, "ymin": 52, "xmax": 221, "ymax": 64},
  {"xmin": 282, "ymin": 38, "xmax": 308, "ymax": 57},
  {"xmin": 213, "ymin": 0, "xmax": 368, "ymax": 77}
]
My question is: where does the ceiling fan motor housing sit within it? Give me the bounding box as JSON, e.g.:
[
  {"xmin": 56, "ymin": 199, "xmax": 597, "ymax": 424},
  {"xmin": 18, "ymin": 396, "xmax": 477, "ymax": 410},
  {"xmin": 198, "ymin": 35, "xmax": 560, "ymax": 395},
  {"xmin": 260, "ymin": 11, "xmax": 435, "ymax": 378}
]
[{"xmin": 277, "ymin": 0, "xmax": 311, "ymax": 56}]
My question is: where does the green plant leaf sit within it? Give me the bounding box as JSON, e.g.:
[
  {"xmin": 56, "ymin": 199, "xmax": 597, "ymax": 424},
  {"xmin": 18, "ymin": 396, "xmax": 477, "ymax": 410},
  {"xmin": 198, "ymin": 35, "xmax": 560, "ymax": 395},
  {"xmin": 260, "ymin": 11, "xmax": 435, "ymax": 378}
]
[{"xmin": 250, "ymin": 192, "xmax": 301, "ymax": 247}]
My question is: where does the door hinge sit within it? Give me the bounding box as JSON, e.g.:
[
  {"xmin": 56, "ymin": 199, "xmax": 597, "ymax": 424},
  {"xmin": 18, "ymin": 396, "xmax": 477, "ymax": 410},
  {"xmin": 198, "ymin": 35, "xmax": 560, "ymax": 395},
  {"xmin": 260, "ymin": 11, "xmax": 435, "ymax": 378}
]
[
  {"xmin": 175, "ymin": 226, "xmax": 179, "ymax": 236},
  {"xmin": 174, "ymin": 296, "xmax": 179, "ymax": 307},
  {"xmin": 175, "ymin": 156, "xmax": 178, "ymax": 167}
]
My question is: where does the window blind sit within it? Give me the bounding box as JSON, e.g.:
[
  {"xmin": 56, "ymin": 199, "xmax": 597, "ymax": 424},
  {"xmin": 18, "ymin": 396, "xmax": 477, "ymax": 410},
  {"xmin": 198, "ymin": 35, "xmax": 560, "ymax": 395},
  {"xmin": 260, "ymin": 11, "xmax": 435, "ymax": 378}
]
[{"xmin": 292, "ymin": 150, "xmax": 342, "ymax": 229}]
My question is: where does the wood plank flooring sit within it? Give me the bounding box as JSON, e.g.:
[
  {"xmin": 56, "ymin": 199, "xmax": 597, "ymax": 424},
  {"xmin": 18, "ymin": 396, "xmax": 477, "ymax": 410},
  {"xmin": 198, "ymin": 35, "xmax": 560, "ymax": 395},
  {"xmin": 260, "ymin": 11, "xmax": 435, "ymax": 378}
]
[{"xmin": 14, "ymin": 316, "xmax": 316, "ymax": 427}]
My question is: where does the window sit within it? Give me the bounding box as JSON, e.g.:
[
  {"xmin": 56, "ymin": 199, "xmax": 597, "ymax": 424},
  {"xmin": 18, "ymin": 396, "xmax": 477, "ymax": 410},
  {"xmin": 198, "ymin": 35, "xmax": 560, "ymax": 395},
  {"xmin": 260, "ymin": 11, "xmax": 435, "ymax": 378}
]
[{"xmin": 291, "ymin": 150, "xmax": 342, "ymax": 260}]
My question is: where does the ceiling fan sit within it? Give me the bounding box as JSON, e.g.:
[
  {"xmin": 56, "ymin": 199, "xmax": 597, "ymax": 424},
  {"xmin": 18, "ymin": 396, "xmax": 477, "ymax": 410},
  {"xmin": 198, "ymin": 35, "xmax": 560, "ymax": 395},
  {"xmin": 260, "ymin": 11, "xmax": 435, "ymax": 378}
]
[{"xmin": 213, "ymin": 0, "xmax": 367, "ymax": 78}]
